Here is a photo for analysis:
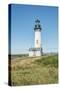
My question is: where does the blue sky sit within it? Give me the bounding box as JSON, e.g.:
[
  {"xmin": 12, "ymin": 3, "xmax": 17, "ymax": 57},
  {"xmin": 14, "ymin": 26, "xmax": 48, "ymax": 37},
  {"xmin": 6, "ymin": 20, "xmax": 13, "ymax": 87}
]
[{"xmin": 10, "ymin": 4, "xmax": 58, "ymax": 54}]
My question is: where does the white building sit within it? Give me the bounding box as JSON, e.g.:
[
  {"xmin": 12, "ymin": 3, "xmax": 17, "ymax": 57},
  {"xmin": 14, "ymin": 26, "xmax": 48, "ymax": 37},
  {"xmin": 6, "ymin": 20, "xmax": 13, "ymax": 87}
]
[{"xmin": 29, "ymin": 19, "xmax": 43, "ymax": 57}]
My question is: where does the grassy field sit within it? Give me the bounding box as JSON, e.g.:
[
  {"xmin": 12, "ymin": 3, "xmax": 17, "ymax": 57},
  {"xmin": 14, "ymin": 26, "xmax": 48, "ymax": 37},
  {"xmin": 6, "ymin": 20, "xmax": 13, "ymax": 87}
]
[{"xmin": 9, "ymin": 54, "xmax": 58, "ymax": 86}]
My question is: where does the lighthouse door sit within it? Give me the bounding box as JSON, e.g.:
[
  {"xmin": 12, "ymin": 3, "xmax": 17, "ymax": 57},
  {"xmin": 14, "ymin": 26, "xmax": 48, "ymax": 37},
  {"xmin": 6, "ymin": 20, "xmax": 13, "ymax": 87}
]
[{"xmin": 33, "ymin": 51, "xmax": 36, "ymax": 56}]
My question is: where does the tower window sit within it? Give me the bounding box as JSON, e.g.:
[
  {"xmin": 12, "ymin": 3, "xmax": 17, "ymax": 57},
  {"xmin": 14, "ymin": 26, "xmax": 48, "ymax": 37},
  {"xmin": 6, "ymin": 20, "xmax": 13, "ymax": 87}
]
[{"xmin": 36, "ymin": 40, "xmax": 38, "ymax": 44}]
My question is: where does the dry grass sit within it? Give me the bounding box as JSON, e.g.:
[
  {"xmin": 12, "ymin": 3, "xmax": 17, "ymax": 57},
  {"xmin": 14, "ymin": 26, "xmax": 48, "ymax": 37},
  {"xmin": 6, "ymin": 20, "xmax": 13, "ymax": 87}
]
[{"xmin": 10, "ymin": 54, "xmax": 58, "ymax": 86}]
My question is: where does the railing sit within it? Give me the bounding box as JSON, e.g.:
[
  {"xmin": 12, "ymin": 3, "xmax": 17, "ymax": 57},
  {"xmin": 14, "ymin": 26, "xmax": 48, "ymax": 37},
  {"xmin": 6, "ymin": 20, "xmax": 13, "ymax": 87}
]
[{"xmin": 10, "ymin": 48, "xmax": 58, "ymax": 55}]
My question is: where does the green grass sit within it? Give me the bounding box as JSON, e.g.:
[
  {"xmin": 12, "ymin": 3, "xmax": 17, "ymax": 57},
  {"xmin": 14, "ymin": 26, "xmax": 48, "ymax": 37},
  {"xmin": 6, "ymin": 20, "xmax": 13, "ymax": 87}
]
[
  {"xmin": 10, "ymin": 54, "xmax": 58, "ymax": 86},
  {"xmin": 34, "ymin": 55, "xmax": 58, "ymax": 67}
]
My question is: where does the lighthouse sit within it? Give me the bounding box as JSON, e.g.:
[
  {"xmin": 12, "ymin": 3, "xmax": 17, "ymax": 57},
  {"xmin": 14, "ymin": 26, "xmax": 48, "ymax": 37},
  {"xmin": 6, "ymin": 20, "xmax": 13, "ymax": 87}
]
[
  {"xmin": 29, "ymin": 19, "xmax": 42, "ymax": 57},
  {"xmin": 34, "ymin": 19, "xmax": 41, "ymax": 48}
]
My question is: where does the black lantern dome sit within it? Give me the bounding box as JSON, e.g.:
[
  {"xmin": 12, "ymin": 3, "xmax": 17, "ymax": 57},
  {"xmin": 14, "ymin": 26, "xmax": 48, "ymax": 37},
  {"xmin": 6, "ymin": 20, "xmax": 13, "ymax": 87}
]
[{"xmin": 34, "ymin": 19, "xmax": 42, "ymax": 31}]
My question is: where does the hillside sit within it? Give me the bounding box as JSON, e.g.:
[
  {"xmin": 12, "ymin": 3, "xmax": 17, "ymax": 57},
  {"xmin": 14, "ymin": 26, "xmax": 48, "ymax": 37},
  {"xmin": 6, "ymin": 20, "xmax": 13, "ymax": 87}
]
[{"xmin": 9, "ymin": 54, "xmax": 58, "ymax": 86}]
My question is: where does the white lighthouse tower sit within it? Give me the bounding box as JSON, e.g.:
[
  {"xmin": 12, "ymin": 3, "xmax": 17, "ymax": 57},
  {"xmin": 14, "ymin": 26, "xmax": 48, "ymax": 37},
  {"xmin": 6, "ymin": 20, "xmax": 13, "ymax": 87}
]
[
  {"xmin": 29, "ymin": 19, "xmax": 42, "ymax": 57},
  {"xmin": 34, "ymin": 19, "xmax": 41, "ymax": 49}
]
